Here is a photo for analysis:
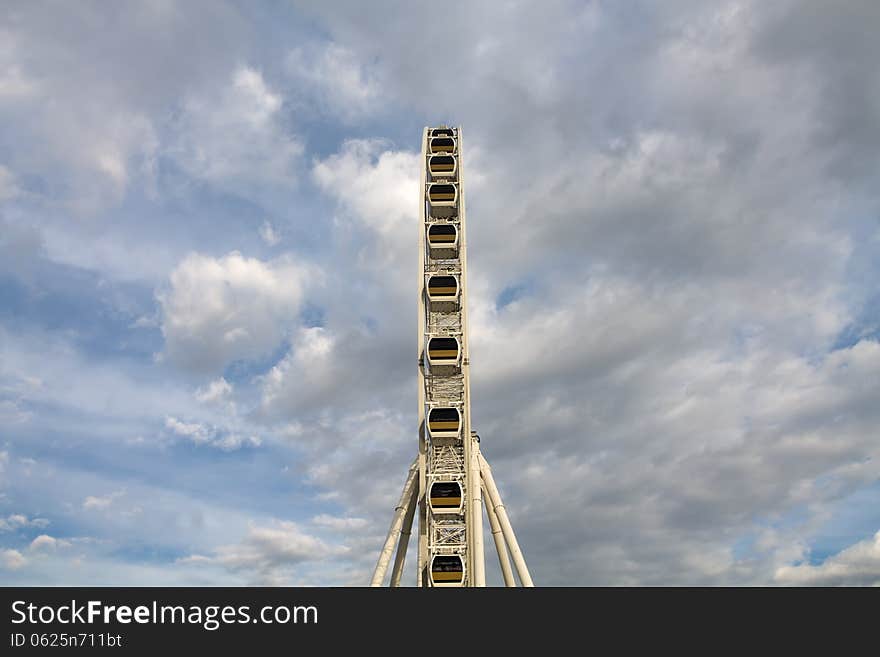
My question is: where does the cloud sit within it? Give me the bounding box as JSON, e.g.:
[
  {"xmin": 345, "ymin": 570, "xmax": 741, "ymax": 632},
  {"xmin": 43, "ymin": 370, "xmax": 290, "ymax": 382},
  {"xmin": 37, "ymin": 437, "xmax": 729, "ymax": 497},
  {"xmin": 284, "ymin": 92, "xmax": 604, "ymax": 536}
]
[
  {"xmin": 83, "ymin": 491, "xmax": 125, "ymax": 511},
  {"xmin": 0, "ymin": 514, "xmax": 50, "ymax": 532},
  {"xmin": 311, "ymin": 514, "xmax": 369, "ymax": 531},
  {"xmin": 292, "ymin": 0, "xmax": 880, "ymax": 586},
  {"xmin": 0, "ymin": 165, "xmax": 19, "ymax": 200},
  {"xmin": 286, "ymin": 42, "xmax": 382, "ymax": 120},
  {"xmin": 258, "ymin": 324, "xmax": 411, "ymax": 425},
  {"xmin": 775, "ymin": 531, "xmax": 880, "ymax": 586},
  {"xmin": 313, "ymin": 139, "xmax": 419, "ymax": 236},
  {"xmin": 179, "ymin": 520, "xmax": 345, "ymax": 585},
  {"xmin": 1, "ymin": 549, "xmax": 26, "ymax": 570},
  {"xmin": 29, "ymin": 534, "xmax": 62, "ymax": 551},
  {"xmin": 167, "ymin": 66, "xmax": 302, "ymax": 188},
  {"xmin": 165, "ymin": 417, "xmax": 260, "ymax": 451},
  {"xmin": 195, "ymin": 378, "xmax": 233, "ymax": 404},
  {"xmin": 0, "ymin": 13, "xmax": 159, "ymax": 212},
  {"xmin": 259, "ymin": 221, "xmax": 281, "ymax": 246},
  {"xmin": 158, "ymin": 251, "xmax": 309, "ymax": 373}
]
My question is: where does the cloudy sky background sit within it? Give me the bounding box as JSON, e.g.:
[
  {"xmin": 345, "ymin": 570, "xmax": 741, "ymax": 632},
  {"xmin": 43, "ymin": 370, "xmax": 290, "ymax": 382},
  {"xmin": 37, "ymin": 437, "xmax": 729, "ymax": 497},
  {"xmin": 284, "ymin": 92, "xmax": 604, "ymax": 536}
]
[{"xmin": 2, "ymin": 0, "xmax": 879, "ymax": 586}]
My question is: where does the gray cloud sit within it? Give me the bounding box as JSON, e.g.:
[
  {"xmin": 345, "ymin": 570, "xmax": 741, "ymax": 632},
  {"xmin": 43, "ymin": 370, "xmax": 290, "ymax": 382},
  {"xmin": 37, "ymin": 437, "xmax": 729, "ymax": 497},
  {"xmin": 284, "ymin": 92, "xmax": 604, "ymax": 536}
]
[
  {"xmin": 180, "ymin": 520, "xmax": 346, "ymax": 585},
  {"xmin": 289, "ymin": 0, "xmax": 880, "ymax": 585},
  {"xmin": 775, "ymin": 530, "xmax": 880, "ymax": 586}
]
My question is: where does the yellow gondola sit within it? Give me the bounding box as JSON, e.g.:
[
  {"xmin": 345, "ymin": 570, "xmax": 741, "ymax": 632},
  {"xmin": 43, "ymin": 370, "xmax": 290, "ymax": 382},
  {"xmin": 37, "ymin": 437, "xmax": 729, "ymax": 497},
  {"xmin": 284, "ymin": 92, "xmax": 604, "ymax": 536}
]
[
  {"xmin": 427, "ymin": 336, "xmax": 460, "ymax": 369},
  {"xmin": 427, "ymin": 223, "xmax": 458, "ymax": 258},
  {"xmin": 427, "ymin": 407, "xmax": 461, "ymax": 440},
  {"xmin": 429, "ymin": 481, "xmax": 463, "ymax": 514},
  {"xmin": 426, "ymin": 275, "xmax": 459, "ymax": 308},
  {"xmin": 430, "ymin": 554, "xmax": 464, "ymax": 586},
  {"xmin": 431, "ymin": 128, "xmax": 454, "ymax": 137},
  {"xmin": 429, "ymin": 136, "xmax": 456, "ymax": 154},
  {"xmin": 429, "ymin": 183, "xmax": 456, "ymax": 202},
  {"xmin": 427, "ymin": 223, "xmax": 457, "ymax": 244},
  {"xmin": 429, "ymin": 154, "xmax": 457, "ymax": 180},
  {"xmin": 428, "ymin": 183, "xmax": 457, "ymax": 218}
]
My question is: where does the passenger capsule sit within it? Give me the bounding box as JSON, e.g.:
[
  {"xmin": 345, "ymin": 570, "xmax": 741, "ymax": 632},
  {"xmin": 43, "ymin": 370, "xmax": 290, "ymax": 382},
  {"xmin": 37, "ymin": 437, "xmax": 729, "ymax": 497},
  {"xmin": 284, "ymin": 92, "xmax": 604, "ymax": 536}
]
[
  {"xmin": 427, "ymin": 336, "xmax": 460, "ymax": 369},
  {"xmin": 427, "ymin": 223, "xmax": 458, "ymax": 257},
  {"xmin": 430, "ymin": 554, "xmax": 464, "ymax": 586},
  {"xmin": 431, "ymin": 128, "xmax": 455, "ymax": 138},
  {"xmin": 427, "ymin": 407, "xmax": 461, "ymax": 440},
  {"xmin": 426, "ymin": 275, "xmax": 459, "ymax": 308},
  {"xmin": 428, "ymin": 183, "xmax": 457, "ymax": 218},
  {"xmin": 429, "ymin": 136, "xmax": 456, "ymax": 154},
  {"xmin": 429, "ymin": 481, "xmax": 463, "ymax": 514},
  {"xmin": 429, "ymin": 154, "xmax": 457, "ymax": 180}
]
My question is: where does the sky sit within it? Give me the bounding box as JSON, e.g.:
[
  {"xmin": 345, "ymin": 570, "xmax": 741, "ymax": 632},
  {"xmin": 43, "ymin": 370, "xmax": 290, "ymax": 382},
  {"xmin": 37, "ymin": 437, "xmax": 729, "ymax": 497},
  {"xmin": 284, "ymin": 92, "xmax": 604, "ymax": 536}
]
[{"xmin": 1, "ymin": 0, "xmax": 879, "ymax": 586}]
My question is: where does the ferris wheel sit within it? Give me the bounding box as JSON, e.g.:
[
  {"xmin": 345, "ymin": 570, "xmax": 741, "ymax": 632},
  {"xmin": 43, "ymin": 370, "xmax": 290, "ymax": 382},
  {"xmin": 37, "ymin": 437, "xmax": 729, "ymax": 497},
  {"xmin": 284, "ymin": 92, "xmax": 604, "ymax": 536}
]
[{"xmin": 371, "ymin": 127, "xmax": 533, "ymax": 587}]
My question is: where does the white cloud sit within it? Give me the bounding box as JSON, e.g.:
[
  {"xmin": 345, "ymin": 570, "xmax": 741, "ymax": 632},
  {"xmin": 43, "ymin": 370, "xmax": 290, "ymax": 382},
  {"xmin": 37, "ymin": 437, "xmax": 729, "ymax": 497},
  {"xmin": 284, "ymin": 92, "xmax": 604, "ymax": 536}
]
[
  {"xmin": 165, "ymin": 417, "xmax": 208, "ymax": 441},
  {"xmin": 1, "ymin": 549, "xmax": 26, "ymax": 570},
  {"xmin": 261, "ymin": 327, "xmax": 336, "ymax": 413},
  {"xmin": 213, "ymin": 433, "xmax": 261, "ymax": 451},
  {"xmin": 83, "ymin": 491, "xmax": 125, "ymax": 510},
  {"xmin": 165, "ymin": 416, "xmax": 260, "ymax": 451},
  {"xmin": 168, "ymin": 66, "xmax": 302, "ymax": 187},
  {"xmin": 0, "ymin": 29, "xmax": 38, "ymax": 100},
  {"xmin": 158, "ymin": 251, "xmax": 309, "ymax": 373},
  {"xmin": 0, "ymin": 399, "xmax": 32, "ymax": 424},
  {"xmin": 259, "ymin": 221, "xmax": 281, "ymax": 246},
  {"xmin": 29, "ymin": 534, "xmax": 62, "ymax": 551},
  {"xmin": 0, "ymin": 165, "xmax": 20, "ymax": 201},
  {"xmin": 0, "ymin": 514, "xmax": 50, "ymax": 531},
  {"xmin": 775, "ymin": 531, "xmax": 880, "ymax": 586},
  {"xmin": 195, "ymin": 377, "xmax": 233, "ymax": 404},
  {"xmin": 311, "ymin": 514, "xmax": 369, "ymax": 531},
  {"xmin": 286, "ymin": 43, "xmax": 382, "ymax": 120},
  {"xmin": 179, "ymin": 520, "xmax": 344, "ymax": 585},
  {"xmin": 313, "ymin": 139, "xmax": 419, "ymax": 235},
  {"xmin": 0, "ymin": 22, "xmax": 158, "ymax": 212}
]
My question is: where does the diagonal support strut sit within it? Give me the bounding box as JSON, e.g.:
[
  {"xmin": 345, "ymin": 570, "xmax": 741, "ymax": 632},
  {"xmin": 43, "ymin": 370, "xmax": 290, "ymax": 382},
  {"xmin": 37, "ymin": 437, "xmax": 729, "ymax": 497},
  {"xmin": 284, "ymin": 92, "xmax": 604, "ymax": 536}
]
[
  {"xmin": 479, "ymin": 453, "xmax": 534, "ymax": 587},
  {"xmin": 371, "ymin": 458, "xmax": 419, "ymax": 587}
]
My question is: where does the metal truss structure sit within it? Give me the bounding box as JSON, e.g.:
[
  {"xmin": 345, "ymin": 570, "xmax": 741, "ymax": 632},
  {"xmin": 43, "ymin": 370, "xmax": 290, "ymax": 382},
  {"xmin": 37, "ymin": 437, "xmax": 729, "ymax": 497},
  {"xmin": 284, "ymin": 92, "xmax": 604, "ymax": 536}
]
[{"xmin": 371, "ymin": 127, "xmax": 533, "ymax": 587}]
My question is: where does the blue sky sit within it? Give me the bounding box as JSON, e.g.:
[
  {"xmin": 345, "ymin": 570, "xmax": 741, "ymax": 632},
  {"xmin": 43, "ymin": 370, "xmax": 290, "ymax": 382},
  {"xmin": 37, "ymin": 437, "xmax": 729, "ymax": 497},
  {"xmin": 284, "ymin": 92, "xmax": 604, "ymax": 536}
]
[{"xmin": 2, "ymin": 0, "xmax": 880, "ymax": 585}]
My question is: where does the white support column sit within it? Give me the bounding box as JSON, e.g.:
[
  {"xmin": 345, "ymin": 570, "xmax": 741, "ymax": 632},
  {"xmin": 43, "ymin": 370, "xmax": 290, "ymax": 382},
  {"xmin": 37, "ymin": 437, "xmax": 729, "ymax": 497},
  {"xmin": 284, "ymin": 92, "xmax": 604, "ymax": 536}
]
[
  {"xmin": 470, "ymin": 434, "xmax": 485, "ymax": 586},
  {"xmin": 479, "ymin": 454, "xmax": 534, "ymax": 587},
  {"xmin": 390, "ymin": 478, "xmax": 418, "ymax": 587},
  {"xmin": 458, "ymin": 127, "xmax": 485, "ymax": 587},
  {"xmin": 483, "ymin": 481, "xmax": 516, "ymax": 587},
  {"xmin": 371, "ymin": 459, "xmax": 419, "ymax": 587}
]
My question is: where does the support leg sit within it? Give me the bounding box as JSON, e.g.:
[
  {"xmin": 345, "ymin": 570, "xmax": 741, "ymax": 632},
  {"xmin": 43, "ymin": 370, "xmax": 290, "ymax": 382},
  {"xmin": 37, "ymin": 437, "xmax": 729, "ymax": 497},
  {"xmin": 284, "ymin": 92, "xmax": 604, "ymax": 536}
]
[
  {"xmin": 470, "ymin": 436, "xmax": 486, "ymax": 586},
  {"xmin": 483, "ymin": 482, "xmax": 516, "ymax": 587},
  {"xmin": 390, "ymin": 476, "xmax": 419, "ymax": 587},
  {"xmin": 371, "ymin": 458, "xmax": 419, "ymax": 587},
  {"xmin": 479, "ymin": 454, "xmax": 534, "ymax": 587}
]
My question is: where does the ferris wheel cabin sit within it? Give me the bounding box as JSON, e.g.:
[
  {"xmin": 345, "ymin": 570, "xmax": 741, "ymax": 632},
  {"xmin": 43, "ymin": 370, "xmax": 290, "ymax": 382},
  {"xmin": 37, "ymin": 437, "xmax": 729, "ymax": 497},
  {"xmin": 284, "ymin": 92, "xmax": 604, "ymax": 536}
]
[
  {"xmin": 429, "ymin": 480, "xmax": 464, "ymax": 515},
  {"xmin": 429, "ymin": 154, "xmax": 457, "ymax": 180},
  {"xmin": 427, "ymin": 406, "xmax": 461, "ymax": 440},
  {"xmin": 427, "ymin": 223, "xmax": 458, "ymax": 258},
  {"xmin": 428, "ymin": 183, "xmax": 457, "ymax": 218},
  {"xmin": 426, "ymin": 274, "xmax": 460, "ymax": 309},
  {"xmin": 427, "ymin": 336, "xmax": 461, "ymax": 369},
  {"xmin": 430, "ymin": 554, "xmax": 465, "ymax": 586},
  {"xmin": 429, "ymin": 135, "xmax": 456, "ymax": 154}
]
